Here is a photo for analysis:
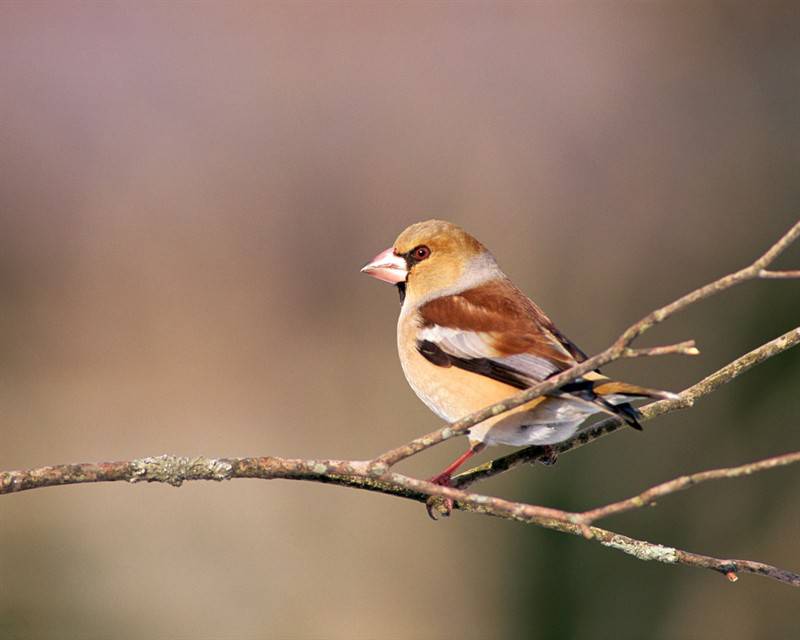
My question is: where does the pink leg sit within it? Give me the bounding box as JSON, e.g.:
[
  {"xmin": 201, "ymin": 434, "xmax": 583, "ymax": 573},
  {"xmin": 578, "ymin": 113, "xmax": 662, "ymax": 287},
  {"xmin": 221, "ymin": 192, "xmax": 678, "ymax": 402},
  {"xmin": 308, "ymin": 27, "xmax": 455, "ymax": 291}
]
[{"xmin": 426, "ymin": 442, "xmax": 486, "ymax": 518}]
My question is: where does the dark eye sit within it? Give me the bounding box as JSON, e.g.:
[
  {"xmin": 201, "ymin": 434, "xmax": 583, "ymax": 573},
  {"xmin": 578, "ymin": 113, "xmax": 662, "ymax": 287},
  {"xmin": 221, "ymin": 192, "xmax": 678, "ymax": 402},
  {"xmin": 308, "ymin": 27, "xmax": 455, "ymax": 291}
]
[{"xmin": 412, "ymin": 245, "xmax": 431, "ymax": 261}]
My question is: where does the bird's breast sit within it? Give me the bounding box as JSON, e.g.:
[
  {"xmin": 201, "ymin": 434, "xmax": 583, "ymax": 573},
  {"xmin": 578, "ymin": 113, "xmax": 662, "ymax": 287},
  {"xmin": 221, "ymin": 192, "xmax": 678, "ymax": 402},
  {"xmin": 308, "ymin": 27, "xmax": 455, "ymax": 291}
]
[{"xmin": 397, "ymin": 309, "xmax": 527, "ymax": 423}]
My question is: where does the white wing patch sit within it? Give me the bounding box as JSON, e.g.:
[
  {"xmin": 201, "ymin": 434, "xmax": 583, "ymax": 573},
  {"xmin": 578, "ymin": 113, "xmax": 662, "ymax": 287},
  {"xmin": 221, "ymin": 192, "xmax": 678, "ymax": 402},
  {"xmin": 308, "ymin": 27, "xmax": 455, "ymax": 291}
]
[
  {"xmin": 418, "ymin": 325, "xmax": 495, "ymax": 359},
  {"xmin": 418, "ymin": 324, "xmax": 562, "ymax": 381},
  {"xmin": 494, "ymin": 353, "xmax": 561, "ymax": 381}
]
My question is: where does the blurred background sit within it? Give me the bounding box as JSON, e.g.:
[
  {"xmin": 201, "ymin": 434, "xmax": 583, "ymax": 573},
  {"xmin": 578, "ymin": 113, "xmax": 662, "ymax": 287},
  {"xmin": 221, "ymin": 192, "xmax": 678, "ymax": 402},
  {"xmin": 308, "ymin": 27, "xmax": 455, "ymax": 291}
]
[{"xmin": 1, "ymin": 2, "xmax": 799, "ymax": 638}]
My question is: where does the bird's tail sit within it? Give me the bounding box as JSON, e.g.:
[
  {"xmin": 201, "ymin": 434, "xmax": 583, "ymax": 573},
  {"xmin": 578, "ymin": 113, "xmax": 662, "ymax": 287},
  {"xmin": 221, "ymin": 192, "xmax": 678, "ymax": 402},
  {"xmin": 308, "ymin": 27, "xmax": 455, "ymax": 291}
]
[
  {"xmin": 557, "ymin": 372, "xmax": 678, "ymax": 431},
  {"xmin": 591, "ymin": 379, "xmax": 679, "ymax": 401}
]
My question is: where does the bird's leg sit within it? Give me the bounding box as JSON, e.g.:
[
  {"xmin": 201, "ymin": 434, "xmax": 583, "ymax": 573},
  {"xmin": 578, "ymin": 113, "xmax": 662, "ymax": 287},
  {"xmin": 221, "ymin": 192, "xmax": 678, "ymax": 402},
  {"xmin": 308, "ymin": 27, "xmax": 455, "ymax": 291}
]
[
  {"xmin": 428, "ymin": 443, "xmax": 486, "ymax": 485},
  {"xmin": 426, "ymin": 442, "xmax": 486, "ymax": 519}
]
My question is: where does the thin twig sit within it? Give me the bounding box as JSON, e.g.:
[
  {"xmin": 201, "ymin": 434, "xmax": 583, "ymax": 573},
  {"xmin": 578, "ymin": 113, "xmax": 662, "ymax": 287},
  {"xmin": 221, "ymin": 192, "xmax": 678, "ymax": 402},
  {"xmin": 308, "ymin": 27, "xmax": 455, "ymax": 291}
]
[
  {"xmin": 624, "ymin": 340, "xmax": 700, "ymax": 358},
  {"xmin": 759, "ymin": 269, "xmax": 800, "ymax": 279},
  {"xmin": 373, "ymin": 220, "xmax": 800, "ymax": 471},
  {"xmin": 576, "ymin": 450, "xmax": 800, "ymax": 525}
]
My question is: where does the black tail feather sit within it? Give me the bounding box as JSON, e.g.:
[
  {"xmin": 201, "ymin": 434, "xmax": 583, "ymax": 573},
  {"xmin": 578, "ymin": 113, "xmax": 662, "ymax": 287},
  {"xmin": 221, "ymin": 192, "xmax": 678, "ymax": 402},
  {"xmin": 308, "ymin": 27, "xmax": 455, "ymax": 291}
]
[{"xmin": 614, "ymin": 402, "xmax": 644, "ymax": 431}]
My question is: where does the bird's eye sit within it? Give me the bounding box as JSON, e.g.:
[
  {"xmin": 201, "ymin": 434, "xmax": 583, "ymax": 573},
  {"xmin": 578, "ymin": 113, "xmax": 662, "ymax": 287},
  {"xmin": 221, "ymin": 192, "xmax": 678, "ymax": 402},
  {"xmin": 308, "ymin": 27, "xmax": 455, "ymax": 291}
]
[{"xmin": 412, "ymin": 245, "xmax": 431, "ymax": 260}]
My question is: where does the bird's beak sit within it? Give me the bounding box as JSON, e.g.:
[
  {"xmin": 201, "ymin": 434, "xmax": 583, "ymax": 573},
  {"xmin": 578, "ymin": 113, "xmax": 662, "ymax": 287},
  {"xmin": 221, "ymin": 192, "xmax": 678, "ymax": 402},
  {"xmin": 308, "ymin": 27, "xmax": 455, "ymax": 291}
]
[{"xmin": 360, "ymin": 247, "xmax": 408, "ymax": 284}]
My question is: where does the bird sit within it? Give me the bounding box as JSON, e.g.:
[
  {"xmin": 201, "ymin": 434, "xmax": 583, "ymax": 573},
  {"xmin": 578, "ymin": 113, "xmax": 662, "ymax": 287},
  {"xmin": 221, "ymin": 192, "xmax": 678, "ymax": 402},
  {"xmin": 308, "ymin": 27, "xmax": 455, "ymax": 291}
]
[{"xmin": 361, "ymin": 219, "xmax": 675, "ymax": 516}]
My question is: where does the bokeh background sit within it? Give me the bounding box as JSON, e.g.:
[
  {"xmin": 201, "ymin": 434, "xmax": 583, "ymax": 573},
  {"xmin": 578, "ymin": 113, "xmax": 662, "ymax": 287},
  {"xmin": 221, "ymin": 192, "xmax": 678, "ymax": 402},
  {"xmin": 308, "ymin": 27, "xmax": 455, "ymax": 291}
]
[{"xmin": 1, "ymin": 2, "xmax": 799, "ymax": 638}]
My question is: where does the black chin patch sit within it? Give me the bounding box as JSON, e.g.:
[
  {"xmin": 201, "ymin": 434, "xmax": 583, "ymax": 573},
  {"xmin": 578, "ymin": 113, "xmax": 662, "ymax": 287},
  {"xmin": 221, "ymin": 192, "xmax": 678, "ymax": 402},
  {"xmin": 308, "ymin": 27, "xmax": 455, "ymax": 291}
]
[{"xmin": 396, "ymin": 282, "xmax": 406, "ymax": 305}]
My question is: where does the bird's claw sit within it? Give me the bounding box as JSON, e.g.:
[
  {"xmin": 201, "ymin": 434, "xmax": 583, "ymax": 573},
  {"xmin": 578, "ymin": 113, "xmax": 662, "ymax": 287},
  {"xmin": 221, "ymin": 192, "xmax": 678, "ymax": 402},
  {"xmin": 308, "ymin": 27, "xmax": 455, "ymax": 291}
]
[
  {"xmin": 426, "ymin": 472, "xmax": 455, "ymax": 519},
  {"xmin": 426, "ymin": 495, "xmax": 453, "ymax": 519},
  {"xmin": 538, "ymin": 445, "xmax": 558, "ymax": 466}
]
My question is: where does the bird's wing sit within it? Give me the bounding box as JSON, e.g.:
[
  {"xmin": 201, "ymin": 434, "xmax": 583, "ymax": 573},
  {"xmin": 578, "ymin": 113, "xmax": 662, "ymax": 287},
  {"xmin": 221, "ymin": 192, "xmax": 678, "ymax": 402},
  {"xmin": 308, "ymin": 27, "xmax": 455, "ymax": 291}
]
[
  {"xmin": 416, "ymin": 278, "xmax": 648, "ymax": 428},
  {"xmin": 416, "ymin": 278, "xmax": 584, "ymax": 389}
]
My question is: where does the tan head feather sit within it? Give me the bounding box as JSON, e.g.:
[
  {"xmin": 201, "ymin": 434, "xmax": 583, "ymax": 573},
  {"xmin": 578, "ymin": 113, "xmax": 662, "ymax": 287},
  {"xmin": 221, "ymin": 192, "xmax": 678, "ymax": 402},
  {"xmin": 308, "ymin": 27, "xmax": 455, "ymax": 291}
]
[
  {"xmin": 392, "ymin": 220, "xmax": 501, "ymax": 306},
  {"xmin": 394, "ymin": 220, "xmax": 485, "ymax": 258}
]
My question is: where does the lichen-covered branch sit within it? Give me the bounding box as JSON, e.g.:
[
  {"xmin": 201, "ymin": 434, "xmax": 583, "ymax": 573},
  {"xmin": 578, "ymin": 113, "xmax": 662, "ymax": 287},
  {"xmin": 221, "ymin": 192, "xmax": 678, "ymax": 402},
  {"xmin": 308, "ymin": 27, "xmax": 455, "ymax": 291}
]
[
  {"xmin": 374, "ymin": 220, "xmax": 800, "ymax": 470},
  {"xmin": 2, "ymin": 450, "xmax": 799, "ymax": 587}
]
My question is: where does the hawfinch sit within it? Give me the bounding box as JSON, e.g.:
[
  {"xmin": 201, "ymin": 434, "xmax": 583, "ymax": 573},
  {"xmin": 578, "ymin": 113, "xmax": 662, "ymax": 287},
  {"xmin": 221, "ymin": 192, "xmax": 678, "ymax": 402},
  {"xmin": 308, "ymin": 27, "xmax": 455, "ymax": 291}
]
[{"xmin": 362, "ymin": 220, "xmax": 673, "ymax": 499}]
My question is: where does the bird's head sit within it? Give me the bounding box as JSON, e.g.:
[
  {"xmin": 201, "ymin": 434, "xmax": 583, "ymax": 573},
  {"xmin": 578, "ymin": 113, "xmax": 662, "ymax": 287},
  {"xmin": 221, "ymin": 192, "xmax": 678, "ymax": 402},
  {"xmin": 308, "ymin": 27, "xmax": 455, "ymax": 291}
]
[{"xmin": 361, "ymin": 219, "xmax": 501, "ymax": 306}]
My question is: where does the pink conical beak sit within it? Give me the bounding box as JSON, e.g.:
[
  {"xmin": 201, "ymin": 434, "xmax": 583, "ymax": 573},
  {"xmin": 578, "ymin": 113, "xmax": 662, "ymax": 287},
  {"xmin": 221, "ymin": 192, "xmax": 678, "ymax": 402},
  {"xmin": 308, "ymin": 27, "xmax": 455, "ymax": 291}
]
[{"xmin": 360, "ymin": 247, "xmax": 408, "ymax": 284}]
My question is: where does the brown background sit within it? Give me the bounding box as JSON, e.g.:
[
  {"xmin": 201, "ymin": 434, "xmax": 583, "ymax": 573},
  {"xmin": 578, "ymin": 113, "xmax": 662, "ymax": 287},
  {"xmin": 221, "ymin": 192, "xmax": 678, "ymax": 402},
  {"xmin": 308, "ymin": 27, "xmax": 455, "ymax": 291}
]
[{"xmin": 1, "ymin": 2, "xmax": 799, "ymax": 638}]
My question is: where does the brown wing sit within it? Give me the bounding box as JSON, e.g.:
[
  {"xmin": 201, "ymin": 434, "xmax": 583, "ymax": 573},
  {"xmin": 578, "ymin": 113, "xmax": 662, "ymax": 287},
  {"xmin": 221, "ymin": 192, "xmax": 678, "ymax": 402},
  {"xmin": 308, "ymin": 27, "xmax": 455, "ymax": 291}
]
[{"xmin": 416, "ymin": 278, "xmax": 585, "ymax": 383}]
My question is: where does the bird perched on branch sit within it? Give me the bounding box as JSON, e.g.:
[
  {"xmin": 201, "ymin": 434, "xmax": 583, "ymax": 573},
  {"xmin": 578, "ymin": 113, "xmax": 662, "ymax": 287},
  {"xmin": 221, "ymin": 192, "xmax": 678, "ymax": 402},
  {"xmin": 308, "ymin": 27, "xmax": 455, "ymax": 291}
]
[{"xmin": 361, "ymin": 219, "xmax": 675, "ymax": 515}]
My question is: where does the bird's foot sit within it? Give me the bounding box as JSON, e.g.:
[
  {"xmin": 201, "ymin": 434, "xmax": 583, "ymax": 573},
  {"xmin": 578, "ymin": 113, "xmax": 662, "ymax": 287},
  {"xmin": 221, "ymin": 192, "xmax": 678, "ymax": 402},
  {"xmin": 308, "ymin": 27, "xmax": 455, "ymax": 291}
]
[
  {"xmin": 538, "ymin": 445, "xmax": 558, "ymax": 466},
  {"xmin": 424, "ymin": 444, "xmax": 486, "ymax": 519},
  {"xmin": 425, "ymin": 472, "xmax": 454, "ymax": 519}
]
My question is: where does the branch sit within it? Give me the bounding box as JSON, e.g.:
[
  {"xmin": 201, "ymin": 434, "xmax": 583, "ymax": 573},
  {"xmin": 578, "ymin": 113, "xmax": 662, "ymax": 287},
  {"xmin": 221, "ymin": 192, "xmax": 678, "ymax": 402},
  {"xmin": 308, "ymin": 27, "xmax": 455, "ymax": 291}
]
[
  {"xmin": 373, "ymin": 220, "xmax": 800, "ymax": 471},
  {"xmin": 2, "ymin": 452, "xmax": 798, "ymax": 587},
  {"xmin": 382, "ymin": 469, "xmax": 800, "ymax": 587},
  {"xmin": 452, "ymin": 326, "xmax": 800, "ymax": 489}
]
